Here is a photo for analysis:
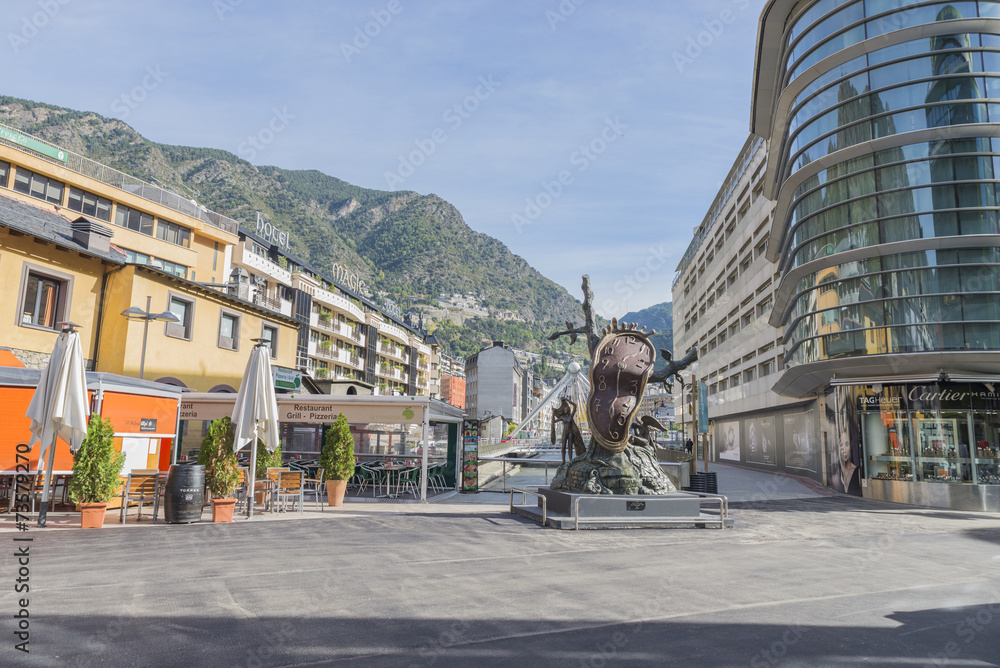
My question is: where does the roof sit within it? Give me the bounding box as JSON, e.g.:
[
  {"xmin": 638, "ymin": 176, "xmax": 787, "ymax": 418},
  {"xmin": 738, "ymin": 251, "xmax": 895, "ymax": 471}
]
[{"xmin": 0, "ymin": 192, "xmax": 126, "ymax": 264}]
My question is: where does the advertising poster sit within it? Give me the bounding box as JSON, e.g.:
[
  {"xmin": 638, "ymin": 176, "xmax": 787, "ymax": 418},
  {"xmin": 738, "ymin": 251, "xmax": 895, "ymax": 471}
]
[
  {"xmin": 718, "ymin": 420, "xmax": 741, "ymax": 461},
  {"xmin": 461, "ymin": 419, "xmax": 479, "ymax": 492},
  {"xmin": 747, "ymin": 416, "xmax": 777, "ymax": 466},
  {"xmin": 784, "ymin": 410, "xmax": 818, "ymax": 472}
]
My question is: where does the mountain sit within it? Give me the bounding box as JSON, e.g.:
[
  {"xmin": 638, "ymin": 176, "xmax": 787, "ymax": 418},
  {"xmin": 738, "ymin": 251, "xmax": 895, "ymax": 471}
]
[
  {"xmin": 622, "ymin": 301, "xmax": 673, "ymax": 370},
  {"xmin": 0, "ymin": 96, "xmax": 584, "ymax": 342}
]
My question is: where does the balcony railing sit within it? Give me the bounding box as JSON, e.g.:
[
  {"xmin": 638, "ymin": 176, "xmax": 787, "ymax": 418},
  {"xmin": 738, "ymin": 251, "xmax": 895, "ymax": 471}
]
[{"xmin": 254, "ymin": 293, "xmax": 282, "ymax": 313}]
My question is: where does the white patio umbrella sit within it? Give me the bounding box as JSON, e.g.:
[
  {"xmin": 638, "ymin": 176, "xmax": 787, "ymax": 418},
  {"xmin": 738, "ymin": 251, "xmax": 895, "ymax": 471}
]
[
  {"xmin": 231, "ymin": 341, "xmax": 281, "ymax": 519},
  {"xmin": 25, "ymin": 324, "xmax": 90, "ymax": 527}
]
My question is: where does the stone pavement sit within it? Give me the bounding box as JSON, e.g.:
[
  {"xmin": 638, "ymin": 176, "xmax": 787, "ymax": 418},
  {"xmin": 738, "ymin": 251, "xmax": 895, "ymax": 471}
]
[{"xmin": 1, "ymin": 463, "xmax": 998, "ymax": 667}]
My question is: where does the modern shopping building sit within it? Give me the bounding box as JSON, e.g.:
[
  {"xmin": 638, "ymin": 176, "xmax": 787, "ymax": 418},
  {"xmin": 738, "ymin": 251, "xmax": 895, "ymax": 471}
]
[{"xmin": 678, "ymin": 0, "xmax": 1000, "ymax": 511}]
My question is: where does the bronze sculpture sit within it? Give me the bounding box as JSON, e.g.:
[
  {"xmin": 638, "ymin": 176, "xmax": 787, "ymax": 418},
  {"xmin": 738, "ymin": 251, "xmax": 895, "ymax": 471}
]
[
  {"xmin": 548, "ymin": 276, "xmax": 697, "ymax": 495},
  {"xmin": 552, "ymin": 397, "xmax": 587, "ymax": 463}
]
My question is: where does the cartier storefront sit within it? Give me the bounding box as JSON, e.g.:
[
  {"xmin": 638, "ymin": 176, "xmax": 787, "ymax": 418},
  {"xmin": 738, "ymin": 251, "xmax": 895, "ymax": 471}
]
[{"xmin": 836, "ymin": 381, "xmax": 1000, "ymax": 511}]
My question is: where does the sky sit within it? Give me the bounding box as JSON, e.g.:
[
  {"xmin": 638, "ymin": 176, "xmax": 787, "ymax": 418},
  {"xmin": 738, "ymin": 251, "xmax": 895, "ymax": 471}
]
[{"xmin": 4, "ymin": 0, "xmax": 766, "ymax": 318}]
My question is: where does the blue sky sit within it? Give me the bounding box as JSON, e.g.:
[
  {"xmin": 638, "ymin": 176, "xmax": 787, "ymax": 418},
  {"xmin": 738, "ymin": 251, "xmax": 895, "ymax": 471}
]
[{"xmin": 5, "ymin": 0, "xmax": 766, "ymax": 318}]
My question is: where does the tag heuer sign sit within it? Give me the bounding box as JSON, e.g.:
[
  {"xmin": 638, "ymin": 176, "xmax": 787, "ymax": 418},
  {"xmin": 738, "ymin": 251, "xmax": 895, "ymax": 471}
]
[
  {"xmin": 272, "ymin": 366, "xmax": 302, "ymax": 391},
  {"xmin": 139, "ymin": 418, "xmax": 157, "ymax": 432}
]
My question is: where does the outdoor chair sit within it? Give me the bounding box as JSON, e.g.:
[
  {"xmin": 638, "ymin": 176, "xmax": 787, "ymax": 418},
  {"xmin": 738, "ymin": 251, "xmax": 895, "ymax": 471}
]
[
  {"xmin": 24, "ymin": 473, "xmax": 67, "ymax": 514},
  {"xmin": 352, "ymin": 465, "xmax": 376, "ymax": 496},
  {"xmin": 275, "ymin": 470, "xmax": 305, "ymax": 513},
  {"xmin": 234, "ymin": 468, "xmax": 251, "ymax": 513},
  {"xmin": 397, "ymin": 467, "xmax": 421, "ymax": 499},
  {"xmin": 303, "ymin": 467, "xmax": 325, "ymax": 511},
  {"xmin": 119, "ymin": 470, "xmax": 161, "ymax": 524}
]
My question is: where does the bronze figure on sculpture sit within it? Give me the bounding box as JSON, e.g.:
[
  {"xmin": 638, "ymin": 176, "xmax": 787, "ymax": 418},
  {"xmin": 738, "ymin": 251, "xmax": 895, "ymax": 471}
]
[
  {"xmin": 552, "ymin": 397, "xmax": 587, "ymax": 463},
  {"xmin": 548, "ymin": 275, "xmax": 697, "ymax": 495}
]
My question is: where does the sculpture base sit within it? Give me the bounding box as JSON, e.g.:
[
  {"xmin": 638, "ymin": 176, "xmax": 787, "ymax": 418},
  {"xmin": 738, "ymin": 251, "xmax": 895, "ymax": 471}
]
[
  {"xmin": 550, "ymin": 441, "xmax": 676, "ymax": 495},
  {"xmin": 511, "ymin": 487, "xmax": 732, "ymax": 530}
]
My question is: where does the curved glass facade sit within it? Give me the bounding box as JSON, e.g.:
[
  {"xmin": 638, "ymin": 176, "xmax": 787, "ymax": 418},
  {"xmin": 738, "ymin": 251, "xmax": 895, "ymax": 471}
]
[{"xmin": 769, "ymin": 0, "xmax": 1000, "ymax": 370}]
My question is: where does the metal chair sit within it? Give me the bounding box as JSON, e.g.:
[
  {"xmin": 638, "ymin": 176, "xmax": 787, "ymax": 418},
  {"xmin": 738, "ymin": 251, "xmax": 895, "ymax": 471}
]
[
  {"xmin": 119, "ymin": 470, "xmax": 161, "ymax": 523},
  {"xmin": 303, "ymin": 467, "xmax": 325, "ymax": 510},
  {"xmin": 276, "ymin": 470, "xmax": 305, "ymax": 513}
]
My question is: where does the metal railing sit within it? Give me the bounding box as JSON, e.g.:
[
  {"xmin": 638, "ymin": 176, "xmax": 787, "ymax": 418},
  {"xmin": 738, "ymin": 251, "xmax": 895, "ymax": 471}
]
[{"xmin": 0, "ymin": 121, "xmax": 241, "ymax": 236}]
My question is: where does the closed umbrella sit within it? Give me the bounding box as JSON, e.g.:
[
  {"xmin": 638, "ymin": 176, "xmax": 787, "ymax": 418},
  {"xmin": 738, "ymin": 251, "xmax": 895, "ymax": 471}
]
[
  {"xmin": 25, "ymin": 324, "xmax": 90, "ymax": 527},
  {"xmin": 231, "ymin": 341, "xmax": 281, "ymax": 519}
]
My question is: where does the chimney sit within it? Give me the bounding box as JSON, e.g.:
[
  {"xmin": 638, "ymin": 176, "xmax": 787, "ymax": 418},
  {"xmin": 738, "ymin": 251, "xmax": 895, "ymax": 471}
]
[{"xmin": 70, "ymin": 217, "xmax": 113, "ymax": 254}]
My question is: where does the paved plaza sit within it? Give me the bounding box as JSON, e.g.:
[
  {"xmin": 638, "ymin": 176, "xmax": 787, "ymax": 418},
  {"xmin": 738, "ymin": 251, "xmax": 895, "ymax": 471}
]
[{"xmin": 3, "ymin": 464, "xmax": 999, "ymax": 667}]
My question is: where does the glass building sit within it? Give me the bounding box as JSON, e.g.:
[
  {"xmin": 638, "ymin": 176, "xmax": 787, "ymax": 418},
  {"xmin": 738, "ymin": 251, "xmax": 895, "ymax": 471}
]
[{"xmin": 751, "ymin": 0, "xmax": 1000, "ymax": 509}]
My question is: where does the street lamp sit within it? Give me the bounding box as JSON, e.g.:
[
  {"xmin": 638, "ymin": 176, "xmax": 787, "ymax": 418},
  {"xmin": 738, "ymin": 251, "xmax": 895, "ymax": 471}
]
[{"xmin": 121, "ymin": 296, "xmax": 180, "ymax": 379}]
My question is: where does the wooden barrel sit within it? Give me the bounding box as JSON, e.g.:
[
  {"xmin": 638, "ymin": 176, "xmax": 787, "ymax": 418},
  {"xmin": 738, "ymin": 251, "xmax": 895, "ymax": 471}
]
[{"xmin": 164, "ymin": 464, "xmax": 205, "ymax": 523}]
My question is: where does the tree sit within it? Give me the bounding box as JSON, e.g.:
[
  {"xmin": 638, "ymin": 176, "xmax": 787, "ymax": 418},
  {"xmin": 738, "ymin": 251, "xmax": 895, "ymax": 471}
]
[
  {"xmin": 320, "ymin": 412, "xmax": 356, "ymax": 481},
  {"xmin": 68, "ymin": 414, "xmax": 126, "ymax": 504}
]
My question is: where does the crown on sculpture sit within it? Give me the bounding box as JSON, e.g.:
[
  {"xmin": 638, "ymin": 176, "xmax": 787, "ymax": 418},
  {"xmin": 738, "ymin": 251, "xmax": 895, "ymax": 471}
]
[{"xmin": 599, "ymin": 318, "xmax": 657, "ymax": 339}]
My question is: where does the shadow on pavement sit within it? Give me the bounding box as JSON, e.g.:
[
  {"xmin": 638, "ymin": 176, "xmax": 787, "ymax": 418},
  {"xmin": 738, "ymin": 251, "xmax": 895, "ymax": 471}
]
[{"xmin": 34, "ymin": 604, "xmax": 1000, "ymax": 667}]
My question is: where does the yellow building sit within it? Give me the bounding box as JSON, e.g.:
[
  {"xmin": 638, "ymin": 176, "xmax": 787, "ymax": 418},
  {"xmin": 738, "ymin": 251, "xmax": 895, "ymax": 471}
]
[{"xmin": 0, "ymin": 122, "xmax": 435, "ymax": 396}]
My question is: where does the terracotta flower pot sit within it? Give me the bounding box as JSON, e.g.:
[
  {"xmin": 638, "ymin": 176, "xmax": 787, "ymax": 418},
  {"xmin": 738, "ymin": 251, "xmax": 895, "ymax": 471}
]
[
  {"xmin": 80, "ymin": 503, "xmax": 108, "ymax": 529},
  {"xmin": 326, "ymin": 479, "xmax": 347, "ymax": 506},
  {"xmin": 211, "ymin": 498, "xmax": 237, "ymax": 522}
]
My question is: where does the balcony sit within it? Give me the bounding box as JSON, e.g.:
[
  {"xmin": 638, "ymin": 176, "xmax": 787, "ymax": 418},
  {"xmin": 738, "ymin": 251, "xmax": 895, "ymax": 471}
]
[
  {"xmin": 241, "ymin": 245, "xmax": 292, "ymax": 285},
  {"xmin": 312, "ymin": 286, "xmax": 365, "ymax": 320}
]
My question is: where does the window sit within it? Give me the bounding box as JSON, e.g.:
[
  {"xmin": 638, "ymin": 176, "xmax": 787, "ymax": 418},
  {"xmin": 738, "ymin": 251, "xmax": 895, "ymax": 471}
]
[
  {"xmin": 114, "ymin": 205, "xmax": 154, "ymax": 236},
  {"xmin": 743, "ymin": 368, "xmax": 756, "ymax": 383},
  {"xmin": 20, "ymin": 271, "xmax": 67, "ymax": 329},
  {"xmin": 156, "ymin": 220, "xmax": 191, "ymax": 248},
  {"xmin": 218, "ymin": 310, "xmax": 240, "ymax": 351},
  {"xmin": 66, "ymin": 187, "xmax": 112, "ymax": 222},
  {"xmin": 13, "ymin": 167, "xmax": 63, "ymax": 204},
  {"xmin": 0, "ymin": 161, "xmax": 9, "ymax": 188},
  {"xmin": 261, "ymin": 323, "xmax": 278, "ymax": 358},
  {"xmin": 165, "ymin": 294, "xmax": 194, "ymax": 340},
  {"xmin": 123, "ymin": 251, "xmax": 187, "ymax": 278}
]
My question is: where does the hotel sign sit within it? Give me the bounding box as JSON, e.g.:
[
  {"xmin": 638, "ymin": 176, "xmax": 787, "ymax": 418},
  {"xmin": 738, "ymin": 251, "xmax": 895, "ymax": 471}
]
[
  {"xmin": 0, "ymin": 126, "xmax": 67, "ymax": 163},
  {"xmin": 255, "ymin": 212, "xmax": 291, "ymax": 250},
  {"xmin": 332, "ymin": 263, "xmax": 370, "ymax": 296}
]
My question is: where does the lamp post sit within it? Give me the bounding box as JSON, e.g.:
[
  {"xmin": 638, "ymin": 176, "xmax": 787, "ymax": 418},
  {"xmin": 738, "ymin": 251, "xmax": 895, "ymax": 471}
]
[{"xmin": 121, "ymin": 296, "xmax": 180, "ymax": 379}]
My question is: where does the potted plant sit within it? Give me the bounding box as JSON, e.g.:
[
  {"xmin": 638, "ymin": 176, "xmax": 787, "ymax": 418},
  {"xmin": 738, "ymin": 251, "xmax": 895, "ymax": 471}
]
[
  {"xmin": 68, "ymin": 414, "xmax": 125, "ymax": 528},
  {"xmin": 320, "ymin": 412, "xmax": 355, "ymax": 506},
  {"xmin": 199, "ymin": 417, "xmax": 242, "ymax": 522}
]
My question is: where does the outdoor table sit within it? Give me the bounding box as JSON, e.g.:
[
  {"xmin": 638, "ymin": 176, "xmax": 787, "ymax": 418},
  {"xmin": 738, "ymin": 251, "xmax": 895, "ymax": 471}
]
[
  {"xmin": 372, "ymin": 465, "xmax": 403, "ymax": 498},
  {"xmin": 253, "ymin": 478, "xmax": 277, "ymax": 512}
]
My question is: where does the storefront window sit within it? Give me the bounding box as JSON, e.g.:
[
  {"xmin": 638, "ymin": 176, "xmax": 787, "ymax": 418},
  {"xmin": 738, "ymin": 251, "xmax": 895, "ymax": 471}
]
[{"xmin": 854, "ymin": 382, "xmax": 1000, "ymax": 485}]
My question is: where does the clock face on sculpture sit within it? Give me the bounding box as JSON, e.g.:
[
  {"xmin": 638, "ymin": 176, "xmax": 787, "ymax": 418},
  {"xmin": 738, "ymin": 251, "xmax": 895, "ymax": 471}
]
[{"xmin": 587, "ymin": 328, "xmax": 655, "ymax": 453}]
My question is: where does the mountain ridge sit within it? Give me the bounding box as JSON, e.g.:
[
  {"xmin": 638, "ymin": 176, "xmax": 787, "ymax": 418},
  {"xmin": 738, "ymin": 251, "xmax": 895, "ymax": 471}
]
[{"xmin": 0, "ymin": 95, "xmax": 584, "ymax": 335}]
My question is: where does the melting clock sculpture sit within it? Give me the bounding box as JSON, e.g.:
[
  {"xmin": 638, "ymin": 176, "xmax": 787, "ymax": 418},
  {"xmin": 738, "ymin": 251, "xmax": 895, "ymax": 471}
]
[{"xmin": 548, "ymin": 275, "xmax": 697, "ymax": 495}]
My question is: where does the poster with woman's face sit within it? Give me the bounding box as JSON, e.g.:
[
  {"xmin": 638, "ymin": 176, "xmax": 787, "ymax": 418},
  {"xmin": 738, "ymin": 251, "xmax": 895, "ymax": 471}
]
[
  {"xmin": 747, "ymin": 417, "xmax": 777, "ymax": 466},
  {"xmin": 718, "ymin": 421, "xmax": 740, "ymax": 461}
]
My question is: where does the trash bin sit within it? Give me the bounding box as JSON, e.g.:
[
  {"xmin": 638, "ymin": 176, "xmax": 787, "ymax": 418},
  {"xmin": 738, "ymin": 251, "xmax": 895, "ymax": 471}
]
[
  {"xmin": 164, "ymin": 464, "xmax": 205, "ymax": 524},
  {"xmin": 685, "ymin": 472, "xmax": 718, "ymax": 494}
]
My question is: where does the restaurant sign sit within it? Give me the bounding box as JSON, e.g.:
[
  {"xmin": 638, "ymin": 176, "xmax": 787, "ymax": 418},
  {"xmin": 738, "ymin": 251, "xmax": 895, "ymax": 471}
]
[
  {"xmin": 272, "ymin": 366, "xmax": 302, "ymax": 391},
  {"xmin": 180, "ymin": 398, "xmax": 426, "ymax": 425}
]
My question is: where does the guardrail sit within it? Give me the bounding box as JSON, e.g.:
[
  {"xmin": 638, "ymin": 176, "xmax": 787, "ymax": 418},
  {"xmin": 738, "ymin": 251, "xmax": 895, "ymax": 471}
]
[{"xmin": 479, "ymin": 456, "xmax": 560, "ymax": 492}]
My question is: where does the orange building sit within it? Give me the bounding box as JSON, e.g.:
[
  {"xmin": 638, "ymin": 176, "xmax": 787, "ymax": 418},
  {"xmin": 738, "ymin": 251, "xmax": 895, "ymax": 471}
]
[{"xmin": 440, "ymin": 373, "xmax": 466, "ymax": 410}]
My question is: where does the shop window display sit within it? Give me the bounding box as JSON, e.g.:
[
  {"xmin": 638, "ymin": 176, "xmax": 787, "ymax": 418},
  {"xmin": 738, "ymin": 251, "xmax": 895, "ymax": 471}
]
[{"xmin": 856, "ymin": 383, "xmax": 1000, "ymax": 485}]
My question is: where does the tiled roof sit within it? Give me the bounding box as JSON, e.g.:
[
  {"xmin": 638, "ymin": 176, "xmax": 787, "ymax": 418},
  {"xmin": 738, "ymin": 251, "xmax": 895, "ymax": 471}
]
[{"xmin": 0, "ymin": 192, "xmax": 125, "ymax": 263}]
